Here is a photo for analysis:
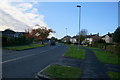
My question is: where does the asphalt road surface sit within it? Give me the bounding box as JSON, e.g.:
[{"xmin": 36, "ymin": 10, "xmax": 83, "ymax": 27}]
[{"xmin": 2, "ymin": 43, "xmax": 68, "ymax": 78}]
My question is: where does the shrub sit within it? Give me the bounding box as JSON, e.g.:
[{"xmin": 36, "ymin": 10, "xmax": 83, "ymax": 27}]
[
  {"xmin": 2, "ymin": 36, "xmax": 8, "ymax": 47},
  {"xmin": 2, "ymin": 35, "xmax": 33, "ymax": 47},
  {"xmin": 106, "ymin": 44, "xmax": 120, "ymax": 57}
]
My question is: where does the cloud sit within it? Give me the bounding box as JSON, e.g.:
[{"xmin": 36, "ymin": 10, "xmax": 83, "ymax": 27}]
[
  {"xmin": 17, "ymin": 3, "xmax": 33, "ymax": 10},
  {"xmin": 0, "ymin": 1, "xmax": 47, "ymax": 32},
  {"xmin": 31, "ymin": 8, "xmax": 38, "ymax": 13}
]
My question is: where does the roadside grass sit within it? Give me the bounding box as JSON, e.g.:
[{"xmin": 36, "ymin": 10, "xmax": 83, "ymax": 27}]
[
  {"xmin": 107, "ymin": 71, "xmax": 120, "ymax": 79},
  {"xmin": 3, "ymin": 43, "xmax": 47, "ymax": 51},
  {"xmin": 85, "ymin": 46, "xmax": 100, "ymax": 49},
  {"xmin": 64, "ymin": 45, "xmax": 85, "ymax": 60},
  {"xmin": 43, "ymin": 64, "xmax": 81, "ymax": 78},
  {"xmin": 94, "ymin": 50, "xmax": 120, "ymax": 65}
]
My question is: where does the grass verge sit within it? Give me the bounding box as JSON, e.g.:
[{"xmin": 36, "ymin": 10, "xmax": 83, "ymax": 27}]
[
  {"xmin": 3, "ymin": 43, "xmax": 47, "ymax": 51},
  {"xmin": 85, "ymin": 46, "xmax": 100, "ymax": 49},
  {"xmin": 43, "ymin": 64, "xmax": 81, "ymax": 78},
  {"xmin": 94, "ymin": 50, "xmax": 120, "ymax": 65},
  {"xmin": 64, "ymin": 45, "xmax": 85, "ymax": 60},
  {"xmin": 107, "ymin": 71, "xmax": 120, "ymax": 79}
]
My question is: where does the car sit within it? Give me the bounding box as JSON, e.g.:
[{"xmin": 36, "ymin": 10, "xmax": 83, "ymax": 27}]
[{"xmin": 50, "ymin": 40, "xmax": 56, "ymax": 45}]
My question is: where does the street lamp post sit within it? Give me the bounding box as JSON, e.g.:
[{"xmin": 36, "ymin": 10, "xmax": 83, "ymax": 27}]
[
  {"xmin": 66, "ymin": 28, "xmax": 67, "ymax": 36},
  {"xmin": 77, "ymin": 5, "xmax": 81, "ymax": 50}
]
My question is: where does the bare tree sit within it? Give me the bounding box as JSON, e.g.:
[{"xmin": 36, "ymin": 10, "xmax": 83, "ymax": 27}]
[
  {"xmin": 76, "ymin": 29, "xmax": 88, "ymax": 44},
  {"xmin": 80, "ymin": 29, "xmax": 88, "ymax": 36}
]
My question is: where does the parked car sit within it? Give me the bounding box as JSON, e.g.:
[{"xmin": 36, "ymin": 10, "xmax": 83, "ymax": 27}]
[{"xmin": 50, "ymin": 40, "xmax": 56, "ymax": 45}]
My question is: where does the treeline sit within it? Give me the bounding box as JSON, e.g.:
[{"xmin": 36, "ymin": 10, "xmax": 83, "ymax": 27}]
[{"xmin": 2, "ymin": 26, "xmax": 54, "ymax": 47}]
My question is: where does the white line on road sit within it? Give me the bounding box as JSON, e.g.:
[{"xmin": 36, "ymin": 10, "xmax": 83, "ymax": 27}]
[{"xmin": 1, "ymin": 47, "xmax": 57, "ymax": 64}]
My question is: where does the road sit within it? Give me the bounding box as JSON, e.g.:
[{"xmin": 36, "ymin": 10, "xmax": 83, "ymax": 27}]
[{"xmin": 2, "ymin": 44, "xmax": 68, "ymax": 78}]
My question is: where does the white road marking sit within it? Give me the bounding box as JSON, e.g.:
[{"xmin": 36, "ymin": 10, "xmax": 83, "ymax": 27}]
[
  {"xmin": 1, "ymin": 47, "xmax": 57, "ymax": 64},
  {"xmin": 2, "ymin": 54, "xmax": 35, "ymax": 64}
]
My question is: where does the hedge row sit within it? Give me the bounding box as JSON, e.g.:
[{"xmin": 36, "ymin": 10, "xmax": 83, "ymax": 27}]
[
  {"xmin": 92, "ymin": 43, "xmax": 120, "ymax": 57},
  {"xmin": 106, "ymin": 44, "xmax": 120, "ymax": 57},
  {"xmin": 2, "ymin": 36, "xmax": 33, "ymax": 47}
]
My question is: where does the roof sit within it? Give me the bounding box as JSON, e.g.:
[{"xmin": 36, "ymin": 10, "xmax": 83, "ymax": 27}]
[
  {"xmin": 101, "ymin": 33, "xmax": 113, "ymax": 38},
  {"xmin": 2, "ymin": 29, "xmax": 15, "ymax": 34},
  {"xmin": 86, "ymin": 34, "xmax": 99, "ymax": 38}
]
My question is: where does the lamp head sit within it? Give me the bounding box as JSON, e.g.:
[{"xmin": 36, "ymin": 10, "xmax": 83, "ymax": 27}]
[{"xmin": 77, "ymin": 5, "xmax": 81, "ymax": 7}]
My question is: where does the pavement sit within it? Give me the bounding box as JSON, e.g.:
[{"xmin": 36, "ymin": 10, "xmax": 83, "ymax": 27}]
[
  {"xmin": 80, "ymin": 47, "xmax": 109, "ymax": 78},
  {"xmin": 2, "ymin": 43, "xmax": 69, "ymax": 78}
]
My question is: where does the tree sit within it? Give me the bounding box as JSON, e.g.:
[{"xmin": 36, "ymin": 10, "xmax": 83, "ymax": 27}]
[
  {"xmin": 113, "ymin": 26, "xmax": 120, "ymax": 43},
  {"xmin": 97, "ymin": 39, "xmax": 106, "ymax": 43},
  {"xmin": 51, "ymin": 37, "xmax": 57, "ymax": 41},
  {"xmin": 25, "ymin": 26, "xmax": 54, "ymax": 44},
  {"xmin": 80, "ymin": 29, "xmax": 88, "ymax": 36},
  {"xmin": 76, "ymin": 29, "xmax": 88, "ymax": 44}
]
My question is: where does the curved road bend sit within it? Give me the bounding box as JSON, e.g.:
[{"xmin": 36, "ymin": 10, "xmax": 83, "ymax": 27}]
[{"xmin": 2, "ymin": 43, "xmax": 68, "ymax": 78}]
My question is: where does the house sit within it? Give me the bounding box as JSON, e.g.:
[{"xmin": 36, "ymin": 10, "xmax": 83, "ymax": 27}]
[
  {"xmin": 101, "ymin": 32, "xmax": 113, "ymax": 43},
  {"xmin": 2, "ymin": 29, "xmax": 25, "ymax": 37},
  {"xmin": 14, "ymin": 32, "xmax": 25, "ymax": 37},
  {"xmin": 2, "ymin": 29, "xmax": 15, "ymax": 37},
  {"xmin": 61, "ymin": 36, "xmax": 71, "ymax": 43},
  {"xmin": 70, "ymin": 38, "xmax": 77, "ymax": 44},
  {"xmin": 83, "ymin": 33, "xmax": 100, "ymax": 45}
]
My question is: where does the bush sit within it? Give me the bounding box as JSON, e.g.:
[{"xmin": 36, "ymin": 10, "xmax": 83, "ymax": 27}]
[
  {"xmin": 92, "ymin": 42, "xmax": 120, "ymax": 57},
  {"xmin": 106, "ymin": 44, "xmax": 120, "ymax": 57},
  {"xmin": 2, "ymin": 36, "xmax": 8, "ymax": 46},
  {"xmin": 7, "ymin": 37, "xmax": 15, "ymax": 46},
  {"xmin": 2, "ymin": 35, "xmax": 33, "ymax": 47},
  {"xmin": 97, "ymin": 39, "xmax": 106, "ymax": 43}
]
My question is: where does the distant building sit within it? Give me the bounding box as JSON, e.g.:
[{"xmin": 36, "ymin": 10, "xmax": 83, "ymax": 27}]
[
  {"xmin": 101, "ymin": 32, "xmax": 113, "ymax": 43},
  {"xmin": 70, "ymin": 38, "xmax": 77, "ymax": 44},
  {"xmin": 14, "ymin": 32, "xmax": 25, "ymax": 37},
  {"xmin": 61, "ymin": 36, "xmax": 71, "ymax": 43},
  {"xmin": 83, "ymin": 33, "xmax": 100, "ymax": 45},
  {"xmin": 2, "ymin": 29, "xmax": 25, "ymax": 37},
  {"xmin": 2, "ymin": 29, "xmax": 15, "ymax": 37}
]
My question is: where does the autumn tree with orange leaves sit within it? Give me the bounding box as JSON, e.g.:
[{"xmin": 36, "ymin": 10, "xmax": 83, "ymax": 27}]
[{"xmin": 25, "ymin": 26, "xmax": 54, "ymax": 43}]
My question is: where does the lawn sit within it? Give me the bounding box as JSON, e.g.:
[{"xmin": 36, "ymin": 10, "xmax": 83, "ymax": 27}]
[
  {"xmin": 94, "ymin": 50, "xmax": 120, "ymax": 65},
  {"xmin": 85, "ymin": 46, "xmax": 100, "ymax": 49},
  {"xmin": 43, "ymin": 64, "xmax": 81, "ymax": 78},
  {"xmin": 4, "ymin": 43, "xmax": 47, "ymax": 51},
  {"xmin": 107, "ymin": 71, "xmax": 120, "ymax": 79},
  {"xmin": 64, "ymin": 45, "xmax": 85, "ymax": 60}
]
